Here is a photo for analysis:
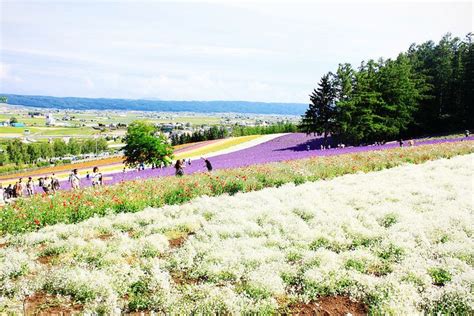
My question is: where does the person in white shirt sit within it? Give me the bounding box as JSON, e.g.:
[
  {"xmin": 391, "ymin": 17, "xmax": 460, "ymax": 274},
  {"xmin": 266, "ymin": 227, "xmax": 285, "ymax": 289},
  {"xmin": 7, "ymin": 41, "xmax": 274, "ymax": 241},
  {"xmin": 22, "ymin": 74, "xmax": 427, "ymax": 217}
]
[
  {"xmin": 91, "ymin": 166, "xmax": 102, "ymax": 187},
  {"xmin": 69, "ymin": 169, "xmax": 81, "ymax": 190}
]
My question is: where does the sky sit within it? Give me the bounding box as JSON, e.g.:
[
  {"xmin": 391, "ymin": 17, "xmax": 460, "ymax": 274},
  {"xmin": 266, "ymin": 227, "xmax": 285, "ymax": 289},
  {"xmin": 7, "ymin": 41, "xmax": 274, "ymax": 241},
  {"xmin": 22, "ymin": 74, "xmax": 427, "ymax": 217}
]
[{"xmin": 0, "ymin": 0, "xmax": 472, "ymax": 103}]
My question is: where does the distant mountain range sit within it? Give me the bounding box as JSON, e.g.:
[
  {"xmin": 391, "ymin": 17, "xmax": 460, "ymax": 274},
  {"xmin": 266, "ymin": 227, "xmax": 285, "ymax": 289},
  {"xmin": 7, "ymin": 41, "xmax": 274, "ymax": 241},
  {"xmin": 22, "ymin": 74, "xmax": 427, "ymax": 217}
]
[{"xmin": 1, "ymin": 94, "xmax": 307, "ymax": 115}]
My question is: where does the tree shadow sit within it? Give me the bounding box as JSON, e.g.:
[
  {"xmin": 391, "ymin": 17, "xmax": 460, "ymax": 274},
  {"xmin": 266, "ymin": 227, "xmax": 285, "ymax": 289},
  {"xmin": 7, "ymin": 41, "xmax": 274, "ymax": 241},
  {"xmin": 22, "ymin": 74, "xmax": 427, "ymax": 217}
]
[{"xmin": 275, "ymin": 136, "xmax": 336, "ymax": 152}]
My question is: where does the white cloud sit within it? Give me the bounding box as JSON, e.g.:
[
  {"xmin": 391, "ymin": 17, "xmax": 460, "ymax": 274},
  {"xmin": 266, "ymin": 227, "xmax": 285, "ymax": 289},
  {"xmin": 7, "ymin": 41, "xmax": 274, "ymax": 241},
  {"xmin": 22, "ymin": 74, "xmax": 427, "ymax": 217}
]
[
  {"xmin": 1, "ymin": 1, "xmax": 471, "ymax": 102},
  {"xmin": 0, "ymin": 63, "xmax": 23, "ymax": 84}
]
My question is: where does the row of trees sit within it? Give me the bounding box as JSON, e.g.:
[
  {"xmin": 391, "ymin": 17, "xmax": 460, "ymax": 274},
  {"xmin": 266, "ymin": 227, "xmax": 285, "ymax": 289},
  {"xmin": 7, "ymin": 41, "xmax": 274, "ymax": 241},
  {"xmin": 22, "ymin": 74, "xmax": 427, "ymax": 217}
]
[
  {"xmin": 301, "ymin": 33, "xmax": 474, "ymax": 145},
  {"xmin": 170, "ymin": 126, "xmax": 229, "ymax": 146},
  {"xmin": 170, "ymin": 122, "xmax": 298, "ymax": 145},
  {"xmin": 231, "ymin": 122, "xmax": 298, "ymax": 136},
  {"xmin": 0, "ymin": 138, "xmax": 108, "ymax": 166}
]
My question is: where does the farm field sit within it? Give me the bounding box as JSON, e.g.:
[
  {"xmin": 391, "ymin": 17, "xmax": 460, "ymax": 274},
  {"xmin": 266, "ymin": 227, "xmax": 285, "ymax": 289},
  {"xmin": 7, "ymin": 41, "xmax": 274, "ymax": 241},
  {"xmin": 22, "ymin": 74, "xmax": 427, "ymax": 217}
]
[
  {"xmin": 0, "ymin": 154, "xmax": 472, "ymax": 314},
  {"xmin": 0, "ymin": 126, "xmax": 99, "ymax": 137}
]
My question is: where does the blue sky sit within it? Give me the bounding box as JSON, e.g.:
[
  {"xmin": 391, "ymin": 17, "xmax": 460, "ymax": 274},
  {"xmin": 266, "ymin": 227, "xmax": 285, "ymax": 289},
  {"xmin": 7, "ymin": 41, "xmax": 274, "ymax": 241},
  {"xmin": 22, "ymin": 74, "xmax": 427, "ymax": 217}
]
[{"xmin": 0, "ymin": 0, "xmax": 472, "ymax": 103}]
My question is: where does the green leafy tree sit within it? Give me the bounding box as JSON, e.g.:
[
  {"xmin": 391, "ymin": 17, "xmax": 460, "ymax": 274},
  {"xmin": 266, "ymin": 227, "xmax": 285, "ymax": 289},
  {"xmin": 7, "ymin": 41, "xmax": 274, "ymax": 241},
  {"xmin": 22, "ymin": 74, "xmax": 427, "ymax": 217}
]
[
  {"xmin": 300, "ymin": 73, "xmax": 337, "ymax": 146},
  {"xmin": 6, "ymin": 139, "xmax": 26, "ymax": 165},
  {"xmin": 96, "ymin": 138, "xmax": 108, "ymax": 152},
  {"xmin": 39, "ymin": 142, "xmax": 54, "ymax": 159},
  {"xmin": 375, "ymin": 54, "xmax": 422, "ymax": 139},
  {"xmin": 0, "ymin": 150, "xmax": 9, "ymax": 166},
  {"xmin": 123, "ymin": 121, "xmax": 174, "ymax": 168},
  {"xmin": 82, "ymin": 139, "xmax": 96, "ymax": 154},
  {"xmin": 9, "ymin": 117, "xmax": 18, "ymax": 124},
  {"xmin": 52, "ymin": 139, "xmax": 68, "ymax": 157},
  {"xmin": 27, "ymin": 144, "xmax": 42, "ymax": 163},
  {"xmin": 67, "ymin": 138, "xmax": 82, "ymax": 155}
]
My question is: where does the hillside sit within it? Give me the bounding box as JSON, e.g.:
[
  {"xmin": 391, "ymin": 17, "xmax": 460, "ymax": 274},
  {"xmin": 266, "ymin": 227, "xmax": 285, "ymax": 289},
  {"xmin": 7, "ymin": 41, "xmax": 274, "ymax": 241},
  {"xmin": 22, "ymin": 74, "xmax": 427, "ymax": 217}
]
[
  {"xmin": 1, "ymin": 154, "xmax": 472, "ymax": 314},
  {"xmin": 1, "ymin": 94, "xmax": 307, "ymax": 115}
]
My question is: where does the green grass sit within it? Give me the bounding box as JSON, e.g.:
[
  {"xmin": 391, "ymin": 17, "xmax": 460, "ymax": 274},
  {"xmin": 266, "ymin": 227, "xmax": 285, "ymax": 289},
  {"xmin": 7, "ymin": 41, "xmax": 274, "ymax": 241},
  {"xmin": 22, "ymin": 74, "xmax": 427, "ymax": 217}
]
[{"xmin": 0, "ymin": 126, "xmax": 99, "ymax": 136}]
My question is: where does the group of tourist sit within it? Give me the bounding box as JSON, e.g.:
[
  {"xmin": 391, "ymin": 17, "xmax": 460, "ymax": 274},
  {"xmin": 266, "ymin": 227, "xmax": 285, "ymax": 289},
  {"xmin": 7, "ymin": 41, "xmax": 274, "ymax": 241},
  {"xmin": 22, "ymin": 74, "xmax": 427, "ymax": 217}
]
[
  {"xmin": 0, "ymin": 174, "xmax": 58, "ymax": 204},
  {"xmin": 1, "ymin": 157, "xmax": 215, "ymax": 204},
  {"xmin": 0, "ymin": 166, "xmax": 104, "ymax": 204},
  {"xmin": 174, "ymin": 157, "xmax": 213, "ymax": 177}
]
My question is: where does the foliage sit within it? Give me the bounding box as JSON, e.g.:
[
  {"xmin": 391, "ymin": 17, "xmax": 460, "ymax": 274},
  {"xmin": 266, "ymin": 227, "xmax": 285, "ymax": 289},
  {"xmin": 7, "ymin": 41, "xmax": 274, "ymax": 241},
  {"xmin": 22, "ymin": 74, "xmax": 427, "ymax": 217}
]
[
  {"xmin": 303, "ymin": 33, "xmax": 474, "ymax": 145},
  {"xmin": 231, "ymin": 122, "xmax": 298, "ymax": 137},
  {"xmin": 170, "ymin": 123, "xmax": 298, "ymax": 146},
  {"xmin": 0, "ymin": 141, "xmax": 472, "ymax": 235},
  {"xmin": 170, "ymin": 126, "xmax": 228, "ymax": 146},
  {"xmin": 300, "ymin": 74, "xmax": 337, "ymax": 146},
  {"xmin": 428, "ymin": 268, "xmax": 452, "ymax": 286},
  {"xmin": 0, "ymin": 138, "xmax": 109, "ymax": 168},
  {"xmin": 123, "ymin": 121, "xmax": 174, "ymax": 167}
]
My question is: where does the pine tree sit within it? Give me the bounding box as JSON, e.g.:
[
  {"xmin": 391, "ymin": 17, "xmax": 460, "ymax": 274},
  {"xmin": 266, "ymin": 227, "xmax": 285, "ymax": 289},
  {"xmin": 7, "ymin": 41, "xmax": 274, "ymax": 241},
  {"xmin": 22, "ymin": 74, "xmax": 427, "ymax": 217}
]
[{"xmin": 300, "ymin": 73, "xmax": 337, "ymax": 146}]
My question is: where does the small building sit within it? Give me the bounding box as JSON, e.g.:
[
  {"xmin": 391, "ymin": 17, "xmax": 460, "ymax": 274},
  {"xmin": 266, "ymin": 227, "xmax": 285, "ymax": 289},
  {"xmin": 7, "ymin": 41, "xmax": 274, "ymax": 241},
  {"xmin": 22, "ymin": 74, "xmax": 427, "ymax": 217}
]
[{"xmin": 46, "ymin": 113, "xmax": 56, "ymax": 126}]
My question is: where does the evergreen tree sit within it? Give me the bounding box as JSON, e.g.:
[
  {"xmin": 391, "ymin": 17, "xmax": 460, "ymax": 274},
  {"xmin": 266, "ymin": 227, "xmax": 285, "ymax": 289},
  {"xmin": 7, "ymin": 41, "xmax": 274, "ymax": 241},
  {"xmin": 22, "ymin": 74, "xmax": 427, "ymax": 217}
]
[{"xmin": 300, "ymin": 73, "xmax": 337, "ymax": 146}]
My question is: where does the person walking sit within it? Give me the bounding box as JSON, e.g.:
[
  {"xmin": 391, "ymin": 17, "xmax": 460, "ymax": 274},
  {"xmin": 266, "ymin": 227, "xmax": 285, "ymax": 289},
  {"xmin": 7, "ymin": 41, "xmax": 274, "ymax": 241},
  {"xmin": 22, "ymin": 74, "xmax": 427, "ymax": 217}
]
[
  {"xmin": 202, "ymin": 157, "xmax": 213, "ymax": 172},
  {"xmin": 399, "ymin": 139, "xmax": 404, "ymax": 147},
  {"xmin": 5, "ymin": 184, "xmax": 13, "ymax": 199},
  {"xmin": 465, "ymin": 130, "xmax": 470, "ymax": 138},
  {"xmin": 26, "ymin": 177, "xmax": 34, "ymax": 196},
  {"xmin": 174, "ymin": 159, "xmax": 184, "ymax": 177},
  {"xmin": 40, "ymin": 177, "xmax": 51, "ymax": 195},
  {"xmin": 91, "ymin": 166, "xmax": 102, "ymax": 187},
  {"xmin": 69, "ymin": 169, "xmax": 81, "ymax": 190},
  {"xmin": 50, "ymin": 173, "xmax": 60, "ymax": 193},
  {"xmin": 14, "ymin": 178, "xmax": 24, "ymax": 198}
]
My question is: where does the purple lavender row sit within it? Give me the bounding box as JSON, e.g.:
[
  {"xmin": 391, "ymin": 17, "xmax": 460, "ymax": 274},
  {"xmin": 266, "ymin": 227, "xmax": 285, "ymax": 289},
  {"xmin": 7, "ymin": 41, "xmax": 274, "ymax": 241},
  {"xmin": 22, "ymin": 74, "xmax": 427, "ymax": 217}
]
[{"xmin": 60, "ymin": 134, "xmax": 474, "ymax": 190}]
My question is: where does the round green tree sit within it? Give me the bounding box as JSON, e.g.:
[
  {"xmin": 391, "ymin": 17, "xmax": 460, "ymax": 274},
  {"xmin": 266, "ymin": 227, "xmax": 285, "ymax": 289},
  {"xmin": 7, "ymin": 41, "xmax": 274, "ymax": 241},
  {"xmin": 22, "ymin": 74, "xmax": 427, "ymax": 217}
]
[{"xmin": 123, "ymin": 121, "xmax": 174, "ymax": 167}]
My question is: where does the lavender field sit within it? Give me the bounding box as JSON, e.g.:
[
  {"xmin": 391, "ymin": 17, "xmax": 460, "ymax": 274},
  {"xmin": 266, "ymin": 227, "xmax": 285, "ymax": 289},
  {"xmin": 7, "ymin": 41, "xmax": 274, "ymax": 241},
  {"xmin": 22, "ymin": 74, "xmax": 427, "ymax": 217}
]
[{"xmin": 64, "ymin": 133, "xmax": 474, "ymax": 190}]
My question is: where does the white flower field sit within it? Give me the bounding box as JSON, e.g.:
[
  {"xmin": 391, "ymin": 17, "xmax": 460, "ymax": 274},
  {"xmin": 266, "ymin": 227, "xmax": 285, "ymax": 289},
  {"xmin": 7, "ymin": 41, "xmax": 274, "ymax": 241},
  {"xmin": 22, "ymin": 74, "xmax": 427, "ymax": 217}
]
[{"xmin": 1, "ymin": 154, "xmax": 473, "ymax": 314}]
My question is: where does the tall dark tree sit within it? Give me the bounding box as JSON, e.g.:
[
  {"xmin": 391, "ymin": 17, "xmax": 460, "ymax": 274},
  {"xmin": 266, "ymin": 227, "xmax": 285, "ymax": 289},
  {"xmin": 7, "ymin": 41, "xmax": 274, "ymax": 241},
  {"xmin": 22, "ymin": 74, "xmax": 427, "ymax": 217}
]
[
  {"xmin": 300, "ymin": 73, "xmax": 337, "ymax": 146},
  {"xmin": 337, "ymin": 63, "xmax": 387, "ymax": 144},
  {"xmin": 462, "ymin": 33, "xmax": 474, "ymax": 128}
]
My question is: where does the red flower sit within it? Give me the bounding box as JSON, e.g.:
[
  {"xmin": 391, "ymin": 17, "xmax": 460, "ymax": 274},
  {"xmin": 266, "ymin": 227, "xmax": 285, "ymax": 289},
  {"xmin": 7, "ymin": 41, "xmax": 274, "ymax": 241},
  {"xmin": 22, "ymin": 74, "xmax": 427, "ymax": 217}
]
[{"xmin": 34, "ymin": 218, "xmax": 40, "ymax": 225}]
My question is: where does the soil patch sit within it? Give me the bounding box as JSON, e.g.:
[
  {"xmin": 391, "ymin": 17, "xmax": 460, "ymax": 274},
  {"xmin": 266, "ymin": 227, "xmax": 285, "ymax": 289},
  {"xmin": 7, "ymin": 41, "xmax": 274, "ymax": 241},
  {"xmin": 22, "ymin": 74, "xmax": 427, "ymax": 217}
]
[
  {"xmin": 24, "ymin": 293, "xmax": 83, "ymax": 316},
  {"xmin": 97, "ymin": 233, "xmax": 113, "ymax": 241},
  {"xmin": 36, "ymin": 255, "xmax": 55, "ymax": 265},
  {"xmin": 289, "ymin": 296, "xmax": 368, "ymax": 316},
  {"xmin": 169, "ymin": 232, "xmax": 195, "ymax": 249}
]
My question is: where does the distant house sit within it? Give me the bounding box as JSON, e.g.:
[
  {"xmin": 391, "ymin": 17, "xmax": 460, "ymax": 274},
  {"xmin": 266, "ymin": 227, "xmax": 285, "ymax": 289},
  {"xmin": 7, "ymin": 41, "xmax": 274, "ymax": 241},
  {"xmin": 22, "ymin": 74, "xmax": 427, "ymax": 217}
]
[
  {"xmin": 11, "ymin": 122, "xmax": 26, "ymax": 127},
  {"xmin": 46, "ymin": 113, "xmax": 56, "ymax": 126},
  {"xmin": 0, "ymin": 121, "xmax": 9, "ymax": 127}
]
